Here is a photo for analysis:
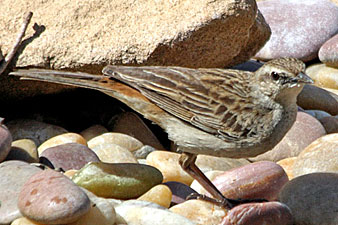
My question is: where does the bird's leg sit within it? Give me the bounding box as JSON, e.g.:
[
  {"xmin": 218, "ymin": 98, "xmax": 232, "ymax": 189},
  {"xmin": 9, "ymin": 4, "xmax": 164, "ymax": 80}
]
[
  {"xmin": 179, "ymin": 152, "xmax": 267, "ymax": 209},
  {"xmin": 179, "ymin": 152, "xmax": 235, "ymax": 209}
]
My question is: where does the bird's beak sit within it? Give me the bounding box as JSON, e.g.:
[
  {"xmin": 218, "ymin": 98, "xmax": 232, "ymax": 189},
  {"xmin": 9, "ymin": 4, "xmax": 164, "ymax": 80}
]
[{"xmin": 295, "ymin": 72, "xmax": 313, "ymax": 84}]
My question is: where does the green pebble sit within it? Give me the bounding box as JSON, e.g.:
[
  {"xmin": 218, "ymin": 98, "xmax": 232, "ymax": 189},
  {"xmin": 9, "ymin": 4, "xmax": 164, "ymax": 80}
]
[{"xmin": 72, "ymin": 162, "xmax": 163, "ymax": 199}]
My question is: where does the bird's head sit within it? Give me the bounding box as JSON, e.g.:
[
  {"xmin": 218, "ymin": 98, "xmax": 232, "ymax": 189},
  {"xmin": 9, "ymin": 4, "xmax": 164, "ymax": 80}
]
[{"xmin": 254, "ymin": 58, "xmax": 313, "ymax": 106}]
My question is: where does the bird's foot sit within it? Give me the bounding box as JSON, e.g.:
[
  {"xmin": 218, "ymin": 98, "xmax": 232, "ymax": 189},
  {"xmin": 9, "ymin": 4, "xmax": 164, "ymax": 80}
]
[{"xmin": 187, "ymin": 193, "xmax": 268, "ymax": 209}]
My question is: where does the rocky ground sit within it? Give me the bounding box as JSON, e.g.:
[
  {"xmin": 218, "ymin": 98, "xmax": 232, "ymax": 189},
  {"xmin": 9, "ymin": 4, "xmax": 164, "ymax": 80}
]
[{"xmin": 0, "ymin": 0, "xmax": 338, "ymax": 225}]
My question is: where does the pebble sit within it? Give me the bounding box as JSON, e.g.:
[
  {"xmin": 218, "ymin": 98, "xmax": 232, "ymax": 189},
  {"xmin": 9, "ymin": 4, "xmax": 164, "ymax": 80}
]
[
  {"xmin": 221, "ymin": 202, "xmax": 293, "ymax": 225},
  {"xmin": 72, "ymin": 162, "xmax": 163, "ymax": 199},
  {"xmin": 279, "ymin": 172, "xmax": 338, "ymax": 225},
  {"xmin": 37, "ymin": 132, "xmax": 87, "ymax": 155},
  {"xmin": 164, "ymin": 181, "xmax": 198, "ymax": 205},
  {"xmin": 277, "ymin": 157, "xmax": 297, "ymax": 180},
  {"xmin": 318, "ymin": 116, "xmax": 338, "ymax": 133},
  {"xmin": 255, "ymin": 0, "xmax": 338, "ymax": 61},
  {"xmin": 306, "ymin": 63, "xmax": 338, "ymax": 89},
  {"xmin": 6, "ymin": 146, "xmax": 38, "ymax": 163},
  {"xmin": 88, "ymin": 132, "xmax": 143, "ymax": 152},
  {"xmin": 89, "ymin": 142, "xmax": 138, "ymax": 163},
  {"xmin": 6, "ymin": 119, "xmax": 67, "ymax": 146},
  {"xmin": 39, "ymin": 143, "xmax": 100, "ymax": 170},
  {"xmin": 230, "ymin": 59, "xmax": 263, "ymax": 72},
  {"xmin": 305, "ymin": 109, "xmax": 332, "ymax": 120},
  {"xmin": 67, "ymin": 205, "xmax": 112, "ymax": 225},
  {"xmin": 10, "ymin": 217, "xmax": 42, "ymax": 225},
  {"xmin": 319, "ymin": 33, "xmax": 338, "ymax": 67},
  {"xmin": 18, "ymin": 169, "xmax": 91, "ymax": 224},
  {"xmin": 292, "ymin": 133, "xmax": 338, "ymax": 177},
  {"xmin": 133, "ymin": 145, "xmax": 156, "ymax": 159},
  {"xmin": 170, "ymin": 200, "xmax": 226, "ymax": 225},
  {"xmin": 115, "ymin": 200, "xmax": 195, "ymax": 225},
  {"xmin": 297, "ymin": 84, "xmax": 338, "ymax": 115},
  {"xmin": 250, "ymin": 112, "xmax": 326, "ymax": 162},
  {"xmin": 146, "ymin": 150, "xmax": 193, "ymax": 185},
  {"xmin": 0, "ymin": 161, "xmax": 42, "ymax": 224},
  {"xmin": 0, "ymin": 122, "xmax": 12, "ymax": 162},
  {"xmin": 80, "ymin": 124, "xmax": 108, "ymax": 141},
  {"xmin": 82, "ymin": 191, "xmax": 116, "ymax": 225},
  {"xmin": 111, "ymin": 112, "xmax": 165, "ymax": 150},
  {"xmin": 138, "ymin": 184, "xmax": 172, "ymax": 208},
  {"xmin": 211, "ymin": 161, "xmax": 288, "ymax": 201},
  {"xmin": 64, "ymin": 169, "xmax": 78, "ymax": 179},
  {"xmin": 9, "ymin": 139, "xmax": 38, "ymax": 162}
]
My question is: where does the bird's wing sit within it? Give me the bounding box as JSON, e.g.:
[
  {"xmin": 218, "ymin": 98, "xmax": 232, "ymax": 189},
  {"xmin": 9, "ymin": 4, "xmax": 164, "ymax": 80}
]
[{"xmin": 103, "ymin": 66, "xmax": 277, "ymax": 143}]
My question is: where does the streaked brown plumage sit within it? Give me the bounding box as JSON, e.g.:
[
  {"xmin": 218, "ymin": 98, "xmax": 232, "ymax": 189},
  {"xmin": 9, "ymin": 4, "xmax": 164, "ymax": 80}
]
[{"xmin": 10, "ymin": 57, "xmax": 313, "ymax": 208}]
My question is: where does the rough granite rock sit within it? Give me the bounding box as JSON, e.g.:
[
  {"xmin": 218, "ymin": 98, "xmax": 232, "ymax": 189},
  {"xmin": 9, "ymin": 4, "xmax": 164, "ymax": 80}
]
[
  {"xmin": 1, "ymin": 0, "xmax": 269, "ymax": 72},
  {"xmin": 1, "ymin": 0, "xmax": 270, "ymax": 101}
]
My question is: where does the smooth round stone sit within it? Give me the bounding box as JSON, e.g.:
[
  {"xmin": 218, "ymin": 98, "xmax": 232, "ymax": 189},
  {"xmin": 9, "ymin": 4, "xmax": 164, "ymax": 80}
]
[
  {"xmin": 319, "ymin": 33, "xmax": 338, "ymax": 67},
  {"xmin": 196, "ymin": 155, "xmax": 249, "ymax": 173},
  {"xmin": 306, "ymin": 63, "xmax": 338, "ymax": 89},
  {"xmin": 255, "ymin": 0, "xmax": 338, "ymax": 61},
  {"xmin": 0, "ymin": 161, "xmax": 42, "ymax": 224},
  {"xmin": 297, "ymin": 84, "xmax": 338, "ymax": 115},
  {"xmin": 115, "ymin": 200, "xmax": 195, "ymax": 225},
  {"xmin": 146, "ymin": 151, "xmax": 193, "ymax": 185},
  {"xmin": 0, "ymin": 123, "xmax": 12, "ymax": 162},
  {"xmin": 292, "ymin": 133, "xmax": 338, "ymax": 177},
  {"xmin": 221, "ymin": 202, "xmax": 293, "ymax": 225},
  {"xmin": 279, "ymin": 173, "xmax": 338, "ymax": 225},
  {"xmin": 190, "ymin": 170, "xmax": 225, "ymax": 194},
  {"xmin": 111, "ymin": 112, "xmax": 165, "ymax": 150},
  {"xmin": 211, "ymin": 161, "xmax": 288, "ymax": 201},
  {"xmin": 72, "ymin": 162, "xmax": 163, "ymax": 199},
  {"xmin": 11, "ymin": 217, "xmax": 42, "ymax": 225},
  {"xmin": 38, "ymin": 133, "xmax": 87, "ymax": 155},
  {"xmin": 68, "ymin": 206, "xmax": 112, "ymax": 225},
  {"xmin": 64, "ymin": 169, "xmax": 78, "ymax": 179},
  {"xmin": 305, "ymin": 109, "xmax": 331, "ymax": 120},
  {"xmin": 40, "ymin": 143, "xmax": 100, "ymax": 170},
  {"xmin": 170, "ymin": 200, "xmax": 227, "ymax": 225},
  {"xmin": 230, "ymin": 59, "xmax": 263, "ymax": 72},
  {"xmin": 10, "ymin": 139, "xmax": 38, "ymax": 162},
  {"xmin": 80, "ymin": 124, "xmax": 108, "ymax": 141},
  {"xmin": 82, "ymin": 187, "xmax": 123, "ymax": 207},
  {"xmin": 133, "ymin": 145, "xmax": 156, "ymax": 159},
  {"xmin": 68, "ymin": 194, "xmax": 117, "ymax": 225},
  {"xmin": 81, "ymin": 192, "xmax": 116, "ymax": 225},
  {"xmin": 138, "ymin": 184, "xmax": 172, "ymax": 208},
  {"xmin": 18, "ymin": 169, "xmax": 91, "ymax": 224},
  {"xmin": 6, "ymin": 146, "xmax": 39, "ymax": 163},
  {"xmin": 319, "ymin": 116, "xmax": 338, "ymax": 133},
  {"xmin": 88, "ymin": 132, "xmax": 143, "ymax": 152},
  {"xmin": 89, "ymin": 142, "xmax": 138, "ymax": 163},
  {"xmin": 250, "ymin": 112, "xmax": 326, "ymax": 162},
  {"xmin": 277, "ymin": 157, "xmax": 297, "ymax": 180},
  {"xmin": 164, "ymin": 181, "xmax": 198, "ymax": 205},
  {"xmin": 6, "ymin": 119, "xmax": 68, "ymax": 146}
]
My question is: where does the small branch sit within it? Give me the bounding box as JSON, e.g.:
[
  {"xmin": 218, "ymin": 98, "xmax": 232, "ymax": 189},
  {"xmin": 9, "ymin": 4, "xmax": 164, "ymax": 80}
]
[{"xmin": 0, "ymin": 11, "xmax": 33, "ymax": 75}]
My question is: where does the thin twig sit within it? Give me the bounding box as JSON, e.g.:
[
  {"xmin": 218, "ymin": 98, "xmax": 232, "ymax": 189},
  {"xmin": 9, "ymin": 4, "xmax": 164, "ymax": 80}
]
[{"xmin": 0, "ymin": 11, "xmax": 33, "ymax": 75}]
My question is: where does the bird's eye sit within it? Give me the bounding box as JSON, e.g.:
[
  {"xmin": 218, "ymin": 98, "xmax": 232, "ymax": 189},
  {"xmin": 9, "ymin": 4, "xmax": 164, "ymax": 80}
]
[{"xmin": 271, "ymin": 71, "xmax": 280, "ymax": 81}]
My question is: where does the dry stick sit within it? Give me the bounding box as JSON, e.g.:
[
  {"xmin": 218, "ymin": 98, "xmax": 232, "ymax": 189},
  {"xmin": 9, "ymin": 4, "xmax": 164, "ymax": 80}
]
[{"xmin": 0, "ymin": 11, "xmax": 33, "ymax": 75}]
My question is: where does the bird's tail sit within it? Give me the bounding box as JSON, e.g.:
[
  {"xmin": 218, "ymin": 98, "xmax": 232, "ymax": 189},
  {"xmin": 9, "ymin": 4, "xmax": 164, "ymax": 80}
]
[
  {"xmin": 9, "ymin": 68, "xmax": 163, "ymax": 123},
  {"xmin": 10, "ymin": 69, "xmax": 117, "ymax": 93}
]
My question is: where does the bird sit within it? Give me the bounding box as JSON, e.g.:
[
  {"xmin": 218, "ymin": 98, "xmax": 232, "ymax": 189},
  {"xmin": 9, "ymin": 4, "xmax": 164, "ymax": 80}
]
[{"xmin": 10, "ymin": 57, "xmax": 313, "ymax": 209}]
